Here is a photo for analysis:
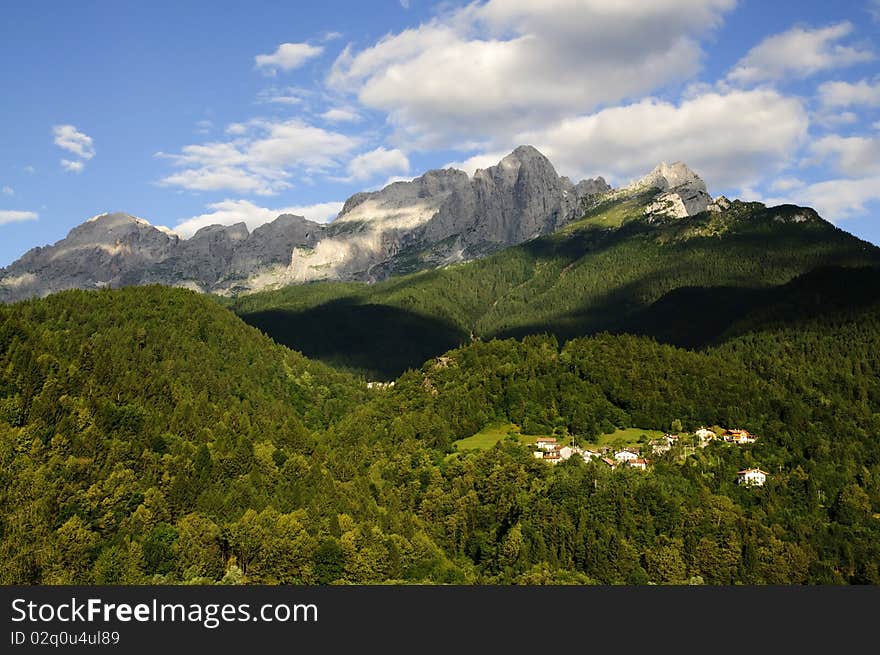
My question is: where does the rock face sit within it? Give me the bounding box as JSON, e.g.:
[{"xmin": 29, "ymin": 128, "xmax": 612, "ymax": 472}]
[
  {"xmin": 634, "ymin": 162, "xmax": 711, "ymax": 220},
  {"xmin": 1, "ymin": 148, "xmax": 714, "ymax": 302}
]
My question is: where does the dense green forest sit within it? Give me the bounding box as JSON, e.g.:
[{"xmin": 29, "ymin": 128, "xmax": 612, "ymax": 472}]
[
  {"xmin": 2, "ymin": 266, "xmax": 879, "ymax": 584},
  {"xmin": 228, "ymin": 202, "xmax": 880, "ymax": 378}
]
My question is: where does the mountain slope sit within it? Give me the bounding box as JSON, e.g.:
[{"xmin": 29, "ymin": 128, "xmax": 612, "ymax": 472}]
[
  {"xmin": 229, "ymin": 199, "xmax": 880, "ymax": 378},
  {"xmin": 3, "ymin": 277, "xmax": 880, "ymax": 584}
]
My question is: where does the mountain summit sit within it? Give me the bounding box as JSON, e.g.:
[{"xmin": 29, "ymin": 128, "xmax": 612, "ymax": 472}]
[
  {"xmin": 0, "ymin": 148, "xmax": 749, "ymax": 302},
  {"xmin": 626, "ymin": 161, "xmax": 711, "ymax": 219}
]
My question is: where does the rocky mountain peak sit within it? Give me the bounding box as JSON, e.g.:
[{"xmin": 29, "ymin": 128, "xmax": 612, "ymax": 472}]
[
  {"xmin": 635, "ymin": 161, "xmax": 704, "ymax": 192},
  {"xmin": 632, "ymin": 161, "xmax": 711, "ymax": 220},
  {"xmin": 191, "ymin": 222, "xmax": 249, "ymax": 242}
]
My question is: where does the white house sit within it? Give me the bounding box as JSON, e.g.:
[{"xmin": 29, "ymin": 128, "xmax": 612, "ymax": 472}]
[
  {"xmin": 628, "ymin": 458, "xmax": 649, "ymax": 471},
  {"xmin": 559, "ymin": 446, "xmax": 576, "ymax": 461},
  {"xmin": 737, "ymin": 468, "xmax": 768, "ymax": 486},
  {"xmin": 725, "ymin": 429, "xmax": 757, "ymax": 445},
  {"xmin": 614, "ymin": 449, "xmax": 640, "ymax": 463},
  {"xmin": 536, "ymin": 437, "xmax": 558, "ymax": 452},
  {"xmin": 543, "ymin": 449, "xmax": 562, "ymax": 463},
  {"xmin": 582, "ymin": 449, "xmax": 601, "ymax": 462},
  {"xmin": 695, "ymin": 427, "xmax": 716, "ymax": 443}
]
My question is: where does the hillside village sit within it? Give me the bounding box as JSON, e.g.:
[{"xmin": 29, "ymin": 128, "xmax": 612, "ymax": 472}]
[{"xmin": 533, "ymin": 427, "xmax": 769, "ymax": 486}]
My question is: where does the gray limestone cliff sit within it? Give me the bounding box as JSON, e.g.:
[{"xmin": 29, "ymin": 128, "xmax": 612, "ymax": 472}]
[{"xmin": 1, "ymin": 149, "xmax": 713, "ymax": 302}]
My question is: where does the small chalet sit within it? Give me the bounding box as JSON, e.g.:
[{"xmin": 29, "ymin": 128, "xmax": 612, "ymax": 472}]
[
  {"xmin": 725, "ymin": 429, "xmax": 756, "ymax": 445},
  {"xmin": 536, "ymin": 437, "xmax": 558, "ymax": 452},
  {"xmin": 601, "ymin": 457, "xmax": 617, "ymax": 469},
  {"xmin": 737, "ymin": 468, "xmax": 768, "ymax": 486},
  {"xmin": 543, "ymin": 449, "xmax": 562, "ymax": 463},
  {"xmin": 628, "ymin": 458, "xmax": 649, "ymax": 471},
  {"xmin": 614, "ymin": 449, "xmax": 640, "ymax": 463}
]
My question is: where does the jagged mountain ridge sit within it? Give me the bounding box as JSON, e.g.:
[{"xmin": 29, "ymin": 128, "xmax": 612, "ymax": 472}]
[{"xmin": 1, "ymin": 146, "xmax": 714, "ymax": 302}]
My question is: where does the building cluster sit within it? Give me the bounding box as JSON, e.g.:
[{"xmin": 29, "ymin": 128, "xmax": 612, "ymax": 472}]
[
  {"xmin": 695, "ymin": 426, "xmax": 757, "ymax": 446},
  {"xmin": 532, "ymin": 427, "xmax": 769, "ymax": 486}
]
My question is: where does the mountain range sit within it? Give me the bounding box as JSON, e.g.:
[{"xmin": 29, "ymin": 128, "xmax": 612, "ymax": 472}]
[{"xmin": 1, "ymin": 146, "xmax": 714, "ymax": 302}]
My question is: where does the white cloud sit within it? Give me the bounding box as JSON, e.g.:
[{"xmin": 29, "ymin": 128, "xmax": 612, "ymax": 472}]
[
  {"xmin": 0, "ymin": 210, "xmax": 38, "ymax": 225},
  {"xmin": 345, "ymin": 147, "xmax": 410, "ymax": 181},
  {"xmin": 1, "ymin": 186, "xmax": 13, "ymax": 196},
  {"xmin": 52, "ymin": 124, "xmax": 95, "ymax": 160},
  {"xmin": 159, "ymin": 167, "xmax": 276, "ymax": 195},
  {"xmin": 23, "ymin": 166, "xmax": 35, "ymax": 174},
  {"xmin": 400, "ymin": 0, "xmax": 410, "ymax": 8},
  {"xmin": 513, "ymin": 88, "xmax": 809, "ymax": 189},
  {"xmin": 766, "ymin": 176, "xmax": 880, "ymax": 221},
  {"xmin": 727, "ymin": 22, "xmax": 874, "ymax": 85},
  {"xmin": 195, "ymin": 119, "xmax": 214, "ymax": 134},
  {"xmin": 320, "ymin": 107, "xmax": 361, "ymax": 123},
  {"xmin": 818, "ymin": 78, "xmax": 880, "ymax": 108},
  {"xmin": 173, "ymin": 198, "xmax": 343, "ymax": 237},
  {"xmin": 61, "ymin": 159, "xmax": 85, "ymax": 173},
  {"xmin": 769, "ymin": 176, "xmax": 805, "ymax": 192},
  {"xmin": 157, "ymin": 119, "xmax": 361, "ymax": 194},
  {"xmin": 445, "ymin": 151, "xmax": 508, "ymax": 176},
  {"xmin": 810, "ymin": 134, "xmax": 880, "ymax": 176},
  {"xmin": 814, "ymin": 110, "xmax": 859, "ymax": 128},
  {"xmin": 255, "ymin": 43, "xmax": 323, "ymax": 74},
  {"xmin": 329, "ymin": 0, "xmax": 736, "ymax": 149},
  {"xmin": 256, "ymin": 86, "xmax": 309, "ymax": 105}
]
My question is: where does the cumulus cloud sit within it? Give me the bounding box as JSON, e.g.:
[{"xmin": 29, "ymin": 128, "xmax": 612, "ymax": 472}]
[
  {"xmin": 818, "ymin": 78, "xmax": 880, "ymax": 108},
  {"xmin": 765, "ymin": 176, "xmax": 880, "ymax": 221},
  {"xmin": 53, "ymin": 124, "xmax": 95, "ymax": 172},
  {"xmin": 255, "ymin": 43, "xmax": 324, "ymax": 74},
  {"xmin": 345, "ymin": 147, "xmax": 410, "ymax": 181},
  {"xmin": 445, "ymin": 151, "xmax": 509, "ymax": 176},
  {"xmin": 61, "ymin": 159, "xmax": 85, "ymax": 173},
  {"xmin": 157, "ymin": 119, "xmax": 361, "ymax": 195},
  {"xmin": 1, "ymin": 186, "xmax": 13, "ymax": 196},
  {"xmin": 320, "ymin": 107, "xmax": 361, "ymax": 123},
  {"xmin": 809, "ymin": 134, "xmax": 880, "ymax": 176},
  {"xmin": 727, "ymin": 22, "xmax": 874, "ymax": 85},
  {"xmin": 513, "ymin": 89, "xmax": 809, "ymax": 189},
  {"xmin": 0, "ymin": 210, "xmax": 38, "ymax": 225},
  {"xmin": 173, "ymin": 199, "xmax": 343, "ymax": 237},
  {"xmin": 769, "ymin": 176, "xmax": 805, "ymax": 192},
  {"xmin": 53, "ymin": 124, "xmax": 95, "ymax": 159},
  {"xmin": 328, "ymin": 0, "xmax": 736, "ymax": 148}
]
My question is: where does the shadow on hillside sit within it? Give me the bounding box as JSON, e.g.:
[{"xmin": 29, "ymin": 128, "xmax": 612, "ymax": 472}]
[
  {"xmin": 493, "ymin": 265, "xmax": 880, "ymax": 349},
  {"xmin": 238, "ymin": 298, "xmax": 469, "ymax": 380}
]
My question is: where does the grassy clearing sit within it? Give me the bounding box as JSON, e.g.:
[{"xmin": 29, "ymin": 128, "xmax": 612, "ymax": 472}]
[
  {"xmin": 450, "ymin": 422, "xmax": 547, "ymax": 454},
  {"xmin": 583, "ymin": 427, "xmax": 665, "ymax": 449},
  {"xmin": 562, "ymin": 196, "xmax": 649, "ymax": 232}
]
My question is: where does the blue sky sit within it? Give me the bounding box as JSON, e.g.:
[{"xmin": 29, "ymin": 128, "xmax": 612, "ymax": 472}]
[{"xmin": 2, "ymin": 0, "xmax": 880, "ymax": 266}]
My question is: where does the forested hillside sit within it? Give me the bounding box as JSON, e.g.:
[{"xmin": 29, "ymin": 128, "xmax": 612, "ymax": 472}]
[
  {"xmin": 2, "ymin": 278, "xmax": 879, "ymax": 584},
  {"xmin": 229, "ymin": 201, "xmax": 880, "ymax": 378}
]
